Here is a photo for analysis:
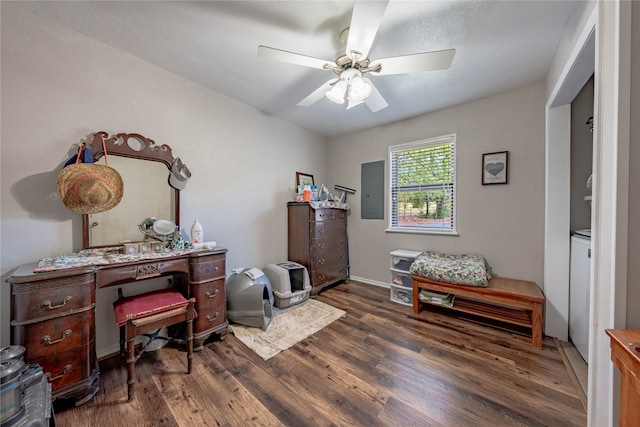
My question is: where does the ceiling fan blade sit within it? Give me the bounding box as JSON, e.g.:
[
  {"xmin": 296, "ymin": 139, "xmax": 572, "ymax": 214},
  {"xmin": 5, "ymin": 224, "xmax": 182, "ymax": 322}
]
[
  {"xmin": 297, "ymin": 78, "xmax": 339, "ymax": 107},
  {"xmin": 346, "ymin": 0, "xmax": 389, "ymax": 59},
  {"xmin": 346, "ymin": 99, "xmax": 365, "ymax": 110},
  {"xmin": 258, "ymin": 45, "xmax": 335, "ymax": 70},
  {"xmin": 363, "ymin": 78, "xmax": 388, "ymax": 112},
  {"xmin": 373, "ymin": 49, "xmax": 456, "ymax": 76}
]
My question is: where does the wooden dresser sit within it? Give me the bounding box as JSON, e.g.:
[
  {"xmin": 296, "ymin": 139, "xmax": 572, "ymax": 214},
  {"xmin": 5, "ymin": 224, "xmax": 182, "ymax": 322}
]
[
  {"xmin": 287, "ymin": 202, "xmax": 348, "ymax": 294},
  {"xmin": 7, "ymin": 248, "xmax": 228, "ymax": 405},
  {"xmin": 606, "ymin": 329, "xmax": 640, "ymax": 426}
]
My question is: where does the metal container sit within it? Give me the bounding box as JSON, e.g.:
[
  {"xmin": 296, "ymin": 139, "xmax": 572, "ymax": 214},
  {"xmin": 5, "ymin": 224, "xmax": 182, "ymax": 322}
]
[
  {"xmin": 1, "ymin": 358, "xmax": 26, "ymax": 424},
  {"xmin": 0, "ymin": 346, "xmax": 25, "ymax": 362}
]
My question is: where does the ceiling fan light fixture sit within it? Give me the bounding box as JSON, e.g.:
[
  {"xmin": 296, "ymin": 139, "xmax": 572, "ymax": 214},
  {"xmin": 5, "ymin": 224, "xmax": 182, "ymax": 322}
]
[
  {"xmin": 348, "ymin": 75, "xmax": 372, "ymax": 102},
  {"xmin": 326, "ymin": 79, "xmax": 348, "ymax": 104}
]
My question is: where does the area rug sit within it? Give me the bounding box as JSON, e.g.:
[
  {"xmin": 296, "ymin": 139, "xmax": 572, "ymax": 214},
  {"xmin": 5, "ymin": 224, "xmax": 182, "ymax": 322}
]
[{"xmin": 229, "ymin": 299, "xmax": 346, "ymax": 360}]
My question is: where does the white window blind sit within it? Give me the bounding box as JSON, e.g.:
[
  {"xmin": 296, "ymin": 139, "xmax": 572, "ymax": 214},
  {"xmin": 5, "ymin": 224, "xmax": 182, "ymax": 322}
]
[{"xmin": 389, "ymin": 134, "xmax": 456, "ymax": 233}]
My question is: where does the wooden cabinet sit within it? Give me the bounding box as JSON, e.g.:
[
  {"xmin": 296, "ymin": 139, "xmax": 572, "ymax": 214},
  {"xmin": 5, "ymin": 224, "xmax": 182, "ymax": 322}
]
[
  {"xmin": 287, "ymin": 202, "xmax": 348, "ymax": 293},
  {"xmin": 9, "ymin": 267, "xmax": 99, "ymax": 405},
  {"xmin": 187, "ymin": 252, "xmax": 228, "ymax": 350},
  {"xmin": 606, "ymin": 329, "xmax": 640, "ymax": 426},
  {"xmin": 7, "ymin": 248, "xmax": 228, "ymax": 405}
]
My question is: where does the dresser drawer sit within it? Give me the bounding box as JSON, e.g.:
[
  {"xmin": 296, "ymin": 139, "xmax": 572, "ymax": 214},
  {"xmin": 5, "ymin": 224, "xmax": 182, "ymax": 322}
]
[
  {"xmin": 311, "ymin": 220, "xmax": 347, "ymax": 239},
  {"xmin": 313, "ymin": 251, "xmax": 347, "ymax": 271},
  {"xmin": 96, "ymin": 258, "xmax": 189, "ymax": 287},
  {"xmin": 12, "ymin": 273, "xmax": 95, "ymax": 322},
  {"xmin": 190, "ymin": 255, "xmax": 225, "ymax": 284},
  {"xmin": 13, "ymin": 308, "xmax": 94, "ymax": 360},
  {"xmin": 313, "ymin": 208, "xmax": 347, "ymax": 222},
  {"xmin": 312, "ymin": 235, "xmax": 347, "ymax": 255},
  {"xmin": 311, "ymin": 264, "xmax": 347, "ymax": 287},
  {"xmin": 34, "ymin": 345, "xmax": 91, "ymax": 393}
]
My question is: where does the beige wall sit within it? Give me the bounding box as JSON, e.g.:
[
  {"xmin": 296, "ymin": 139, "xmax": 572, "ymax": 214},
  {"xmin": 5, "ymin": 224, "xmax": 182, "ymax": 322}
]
[
  {"xmin": 327, "ymin": 84, "xmax": 546, "ymax": 289},
  {"xmin": 0, "ymin": 3, "xmax": 327, "ymax": 353}
]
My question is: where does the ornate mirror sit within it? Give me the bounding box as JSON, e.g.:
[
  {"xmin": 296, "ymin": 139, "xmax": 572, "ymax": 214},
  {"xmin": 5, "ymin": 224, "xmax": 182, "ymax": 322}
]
[{"xmin": 82, "ymin": 132, "xmax": 190, "ymax": 248}]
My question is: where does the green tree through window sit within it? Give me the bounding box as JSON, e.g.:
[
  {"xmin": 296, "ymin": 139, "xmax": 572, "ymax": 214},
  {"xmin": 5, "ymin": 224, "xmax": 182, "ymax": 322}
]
[{"xmin": 389, "ymin": 134, "xmax": 456, "ymax": 232}]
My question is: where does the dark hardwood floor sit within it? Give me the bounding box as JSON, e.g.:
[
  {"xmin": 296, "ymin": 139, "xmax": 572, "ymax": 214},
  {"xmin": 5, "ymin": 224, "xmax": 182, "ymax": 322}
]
[{"xmin": 53, "ymin": 281, "xmax": 586, "ymax": 426}]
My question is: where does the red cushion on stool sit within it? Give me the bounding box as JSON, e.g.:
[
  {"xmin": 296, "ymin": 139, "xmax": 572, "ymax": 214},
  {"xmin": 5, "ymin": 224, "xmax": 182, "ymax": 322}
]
[{"xmin": 113, "ymin": 289, "xmax": 191, "ymax": 328}]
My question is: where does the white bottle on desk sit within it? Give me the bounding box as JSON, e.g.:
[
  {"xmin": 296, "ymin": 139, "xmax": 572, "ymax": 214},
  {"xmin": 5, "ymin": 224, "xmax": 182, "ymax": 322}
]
[{"xmin": 191, "ymin": 218, "xmax": 203, "ymax": 244}]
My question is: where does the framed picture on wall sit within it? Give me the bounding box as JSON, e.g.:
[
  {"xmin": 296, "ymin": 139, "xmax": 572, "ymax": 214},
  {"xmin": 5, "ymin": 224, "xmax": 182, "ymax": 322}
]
[
  {"xmin": 296, "ymin": 172, "xmax": 314, "ymax": 188},
  {"xmin": 482, "ymin": 151, "xmax": 509, "ymax": 185}
]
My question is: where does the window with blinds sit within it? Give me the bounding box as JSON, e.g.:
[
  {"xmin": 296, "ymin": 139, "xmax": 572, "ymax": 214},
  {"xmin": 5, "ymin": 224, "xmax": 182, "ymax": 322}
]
[{"xmin": 388, "ymin": 134, "xmax": 456, "ymax": 233}]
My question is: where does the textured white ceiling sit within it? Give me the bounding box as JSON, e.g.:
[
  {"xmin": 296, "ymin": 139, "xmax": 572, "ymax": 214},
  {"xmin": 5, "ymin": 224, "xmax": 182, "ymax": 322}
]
[{"xmin": 13, "ymin": 1, "xmax": 579, "ymax": 138}]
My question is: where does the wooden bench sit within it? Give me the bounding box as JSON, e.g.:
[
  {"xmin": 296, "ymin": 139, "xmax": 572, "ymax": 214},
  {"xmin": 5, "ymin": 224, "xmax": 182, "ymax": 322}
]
[{"xmin": 412, "ymin": 275, "xmax": 545, "ymax": 348}]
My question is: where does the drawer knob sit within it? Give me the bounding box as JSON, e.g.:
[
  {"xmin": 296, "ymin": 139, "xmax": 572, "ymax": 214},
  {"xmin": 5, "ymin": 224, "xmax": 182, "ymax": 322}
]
[
  {"xmin": 318, "ymin": 259, "xmax": 325, "ymax": 265},
  {"xmin": 205, "ymin": 289, "xmax": 219, "ymax": 299},
  {"xmin": 41, "ymin": 296, "xmax": 72, "ymax": 310},
  {"xmin": 41, "ymin": 329, "xmax": 72, "ymax": 345},
  {"xmin": 45, "ymin": 364, "xmax": 72, "ymax": 382},
  {"xmin": 318, "ymin": 243, "xmax": 325, "ymax": 249},
  {"xmin": 206, "ymin": 312, "xmax": 219, "ymax": 322}
]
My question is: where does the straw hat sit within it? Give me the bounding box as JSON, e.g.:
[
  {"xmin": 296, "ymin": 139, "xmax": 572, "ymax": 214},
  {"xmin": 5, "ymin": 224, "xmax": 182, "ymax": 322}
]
[{"xmin": 57, "ymin": 163, "xmax": 124, "ymax": 214}]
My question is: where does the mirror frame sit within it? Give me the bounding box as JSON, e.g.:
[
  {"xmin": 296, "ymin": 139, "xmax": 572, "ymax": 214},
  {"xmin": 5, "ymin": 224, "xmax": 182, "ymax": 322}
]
[{"xmin": 82, "ymin": 131, "xmax": 181, "ymax": 248}]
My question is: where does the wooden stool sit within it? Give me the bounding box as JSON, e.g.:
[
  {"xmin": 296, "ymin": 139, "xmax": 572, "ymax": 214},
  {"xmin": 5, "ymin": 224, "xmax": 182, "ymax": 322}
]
[{"xmin": 113, "ymin": 288, "xmax": 196, "ymax": 401}]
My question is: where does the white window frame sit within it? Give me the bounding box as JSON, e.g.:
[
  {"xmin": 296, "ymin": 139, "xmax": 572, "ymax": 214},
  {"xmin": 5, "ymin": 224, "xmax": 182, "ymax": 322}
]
[{"xmin": 386, "ymin": 134, "xmax": 457, "ymax": 235}]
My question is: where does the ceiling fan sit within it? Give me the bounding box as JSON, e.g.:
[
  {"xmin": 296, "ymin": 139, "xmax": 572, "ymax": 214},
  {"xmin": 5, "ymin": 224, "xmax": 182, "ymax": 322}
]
[{"xmin": 257, "ymin": 0, "xmax": 455, "ymax": 112}]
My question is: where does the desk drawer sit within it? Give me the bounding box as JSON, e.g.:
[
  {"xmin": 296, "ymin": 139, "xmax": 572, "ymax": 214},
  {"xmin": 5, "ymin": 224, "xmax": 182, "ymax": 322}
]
[
  {"xmin": 190, "ymin": 255, "xmax": 225, "ymax": 283},
  {"xmin": 192, "ymin": 281, "xmax": 226, "ymax": 331},
  {"xmin": 195, "ymin": 302, "xmax": 227, "ymax": 331},
  {"xmin": 191, "ymin": 278, "xmax": 225, "ymax": 307},
  {"xmin": 14, "ymin": 308, "xmax": 94, "ymax": 360},
  {"xmin": 96, "ymin": 258, "xmax": 189, "ymax": 287},
  {"xmin": 34, "ymin": 345, "xmax": 91, "ymax": 394},
  {"xmin": 12, "ymin": 273, "xmax": 95, "ymax": 322}
]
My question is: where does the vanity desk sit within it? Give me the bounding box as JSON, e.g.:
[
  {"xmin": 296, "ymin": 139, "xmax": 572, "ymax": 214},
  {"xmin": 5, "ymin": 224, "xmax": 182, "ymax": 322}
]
[{"xmin": 7, "ymin": 247, "xmax": 228, "ymax": 405}]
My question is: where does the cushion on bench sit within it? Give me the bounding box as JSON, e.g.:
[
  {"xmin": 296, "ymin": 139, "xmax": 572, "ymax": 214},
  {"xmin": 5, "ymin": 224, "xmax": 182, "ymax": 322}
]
[
  {"xmin": 409, "ymin": 251, "xmax": 492, "ymax": 287},
  {"xmin": 113, "ymin": 289, "xmax": 194, "ymax": 328}
]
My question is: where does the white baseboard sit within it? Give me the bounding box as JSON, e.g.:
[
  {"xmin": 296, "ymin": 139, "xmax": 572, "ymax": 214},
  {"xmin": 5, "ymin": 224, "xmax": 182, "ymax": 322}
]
[{"xmin": 349, "ymin": 276, "xmax": 389, "ymax": 288}]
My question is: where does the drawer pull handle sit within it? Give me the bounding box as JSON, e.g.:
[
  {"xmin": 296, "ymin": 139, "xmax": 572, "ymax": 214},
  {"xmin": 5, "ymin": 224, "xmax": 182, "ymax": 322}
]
[
  {"xmin": 318, "ymin": 259, "xmax": 325, "ymax": 265},
  {"xmin": 319, "ymin": 275, "xmax": 326, "ymax": 281},
  {"xmin": 318, "ymin": 243, "xmax": 325, "ymax": 249},
  {"xmin": 318, "ymin": 228, "xmax": 325, "ymax": 233},
  {"xmin": 41, "ymin": 296, "xmax": 72, "ymax": 310},
  {"xmin": 46, "ymin": 364, "xmax": 72, "ymax": 382},
  {"xmin": 206, "ymin": 312, "xmax": 219, "ymax": 322},
  {"xmin": 41, "ymin": 329, "xmax": 72, "ymax": 345},
  {"xmin": 205, "ymin": 289, "xmax": 219, "ymax": 299}
]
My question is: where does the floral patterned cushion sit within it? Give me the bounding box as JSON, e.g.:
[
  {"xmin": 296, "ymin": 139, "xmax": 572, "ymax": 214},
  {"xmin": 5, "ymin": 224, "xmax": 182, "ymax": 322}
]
[{"xmin": 409, "ymin": 251, "xmax": 492, "ymax": 287}]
